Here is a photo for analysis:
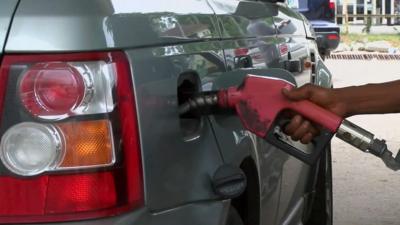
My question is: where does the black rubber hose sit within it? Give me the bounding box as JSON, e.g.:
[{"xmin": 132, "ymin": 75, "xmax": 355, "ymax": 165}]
[{"xmin": 179, "ymin": 92, "xmax": 219, "ymax": 115}]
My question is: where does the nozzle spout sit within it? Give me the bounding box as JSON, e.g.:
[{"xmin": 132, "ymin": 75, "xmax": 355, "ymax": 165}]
[
  {"xmin": 336, "ymin": 119, "xmax": 400, "ymax": 171},
  {"xmin": 336, "ymin": 120, "xmax": 376, "ymax": 153}
]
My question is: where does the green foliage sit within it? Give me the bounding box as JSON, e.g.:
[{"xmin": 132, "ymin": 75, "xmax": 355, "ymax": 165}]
[{"xmin": 340, "ymin": 33, "xmax": 400, "ymax": 47}]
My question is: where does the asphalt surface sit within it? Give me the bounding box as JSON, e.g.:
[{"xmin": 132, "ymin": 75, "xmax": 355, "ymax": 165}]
[{"xmin": 324, "ymin": 59, "xmax": 400, "ymax": 225}]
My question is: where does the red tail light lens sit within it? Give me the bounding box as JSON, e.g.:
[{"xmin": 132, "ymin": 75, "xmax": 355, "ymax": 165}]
[
  {"xmin": 0, "ymin": 52, "xmax": 143, "ymax": 223},
  {"xmin": 327, "ymin": 34, "xmax": 339, "ymax": 40},
  {"xmin": 45, "ymin": 172, "xmax": 117, "ymax": 213},
  {"xmin": 19, "ymin": 62, "xmax": 86, "ymax": 117},
  {"xmin": 329, "ymin": 2, "xmax": 335, "ymax": 10},
  {"xmin": 234, "ymin": 48, "xmax": 249, "ymax": 56}
]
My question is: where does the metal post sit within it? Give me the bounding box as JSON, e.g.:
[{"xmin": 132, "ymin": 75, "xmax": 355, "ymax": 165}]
[
  {"xmin": 382, "ymin": 0, "xmax": 386, "ymax": 24},
  {"xmin": 335, "ymin": 0, "xmax": 338, "ymax": 23},
  {"xmin": 372, "ymin": 0, "xmax": 377, "ymax": 24},
  {"xmin": 344, "ymin": 0, "xmax": 349, "ymax": 33},
  {"xmin": 364, "ymin": 0, "xmax": 368, "ymax": 24},
  {"xmin": 390, "ymin": 0, "xmax": 395, "ymax": 24}
]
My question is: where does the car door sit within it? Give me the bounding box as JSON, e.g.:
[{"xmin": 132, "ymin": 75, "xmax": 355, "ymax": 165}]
[
  {"xmin": 207, "ymin": 1, "xmax": 285, "ymax": 225},
  {"xmin": 208, "ymin": 1, "xmax": 329, "ymax": 225},
  {"xmin": 273, "ymin": 3, "xmax": 332, "ymax": 225},
  {"xmin": 114, "ymin": 3, "xmax": 229, "ymax": 212}
]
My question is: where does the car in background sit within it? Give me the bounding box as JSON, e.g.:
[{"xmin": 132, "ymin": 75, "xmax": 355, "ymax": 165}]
[
  {"xmin": 290, "ymin": 0, "xmax": 341, "ymax": 58},
  {"xmin": 0, "ymin": 1, "xmax": 333, "ymax": 225}
]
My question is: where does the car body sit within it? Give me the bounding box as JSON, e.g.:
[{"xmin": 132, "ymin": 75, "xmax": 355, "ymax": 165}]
[
  {"xmin": 0, "ymin": 0, "xmax": 333, "ymax": 225},
  {"xmin": 310, "ymin": 20, "xmax": 340, "ymax": 58},
  {"xmin": 293, "ymin": 0, "xmax": 340, "ymax": 58}
]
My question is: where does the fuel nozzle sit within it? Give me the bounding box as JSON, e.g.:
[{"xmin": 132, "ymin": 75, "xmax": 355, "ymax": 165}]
[
  {"xmin": 178, "ymin": 91, "xmax": 221, "ymax": 116},
  {"xmin": 336, "ymin": 120, "xmax": 400, "ymax": 171},
  {"xmin": 178, "ymin": 73, "xmax": 400, "ymax": 170}
]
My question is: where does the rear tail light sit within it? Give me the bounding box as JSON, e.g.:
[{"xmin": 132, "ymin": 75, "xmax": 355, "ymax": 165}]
[
  {"xmin": 327, "ymin": 33, "xmax": 339, "ymax": 40},
  {"xmin": 1, "ymin": 122, "xmax": 63, "ymax": 176},
  {"xmin": 19, "ymin": 60, "xmax": 114, "ymax": 120},
  {"xmin": 234, "ymin": 48, "xmax": 249, "ymax": 56},
  {"xmin": 0, "ymin": 52, "xmax": 143, "ymax": 223},
  {"xmin": 328, "ymin": 0, "xmax": 335, "ymax": 18},
  {"xmin": 329, "ymin": 1, "xmax": 335, "ymax": 10}
]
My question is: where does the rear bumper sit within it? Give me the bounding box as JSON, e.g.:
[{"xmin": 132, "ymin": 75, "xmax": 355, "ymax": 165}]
[
  {"xmin": 309, "ymin": 20, "xmax": 340, "ymax": 52},
  {"xmin": 315, "ymin": 31, "xmax": 340, "ymax": 52},
  {"xmin": 14, "ymin": 200, "xmax": 229, "ymax": 225}
]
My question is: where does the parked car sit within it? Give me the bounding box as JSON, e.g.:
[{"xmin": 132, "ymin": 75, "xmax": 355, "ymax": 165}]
[
  {"xmin": 0, "ymin": 0, "xmax": 333, "ymax": 225},
  {"xmin": 291, "ymin": 0, "xmax": 341, "ymax": 58}
]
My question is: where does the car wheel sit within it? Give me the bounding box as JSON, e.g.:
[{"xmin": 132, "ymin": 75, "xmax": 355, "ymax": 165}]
[{"xmin": 226, "ymin": 206, "xmax": 244, "ymax": 225}]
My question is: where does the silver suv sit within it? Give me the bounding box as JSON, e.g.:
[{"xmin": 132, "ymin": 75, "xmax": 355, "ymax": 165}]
[{"xmin": 0, "ymin": 0, "xmax": 333, "ymax": 225}]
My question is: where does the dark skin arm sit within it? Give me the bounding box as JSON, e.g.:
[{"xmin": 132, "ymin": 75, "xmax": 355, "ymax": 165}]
[{"xmin": 282, "ymin": 80, "xmax": 400, "ymax": 144}]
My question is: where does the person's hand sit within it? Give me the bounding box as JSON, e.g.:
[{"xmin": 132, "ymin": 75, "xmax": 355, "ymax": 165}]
[{"xmin": 282, "ymin": 84, "xmax": 348, "ymax": 144}]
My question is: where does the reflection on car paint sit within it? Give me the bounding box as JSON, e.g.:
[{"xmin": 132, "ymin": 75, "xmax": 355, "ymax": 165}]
[{"xmin": 6, "ymin": 0, "xmax": 220, "ymax": 51}]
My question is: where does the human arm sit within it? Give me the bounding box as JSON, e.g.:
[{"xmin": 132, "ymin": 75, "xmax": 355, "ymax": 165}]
[{"xmin": 282, "ymin": 80, "xmax": 400, "ymax": 144}]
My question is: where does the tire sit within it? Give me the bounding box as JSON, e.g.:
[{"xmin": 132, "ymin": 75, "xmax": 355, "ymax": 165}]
[
  {"xmin": 305, "ymin": 145, "xmax": 333, "ymax": 225},
  {"xmin": 226, "ymin": 206, "xmax": 244, "ymax": 225}
]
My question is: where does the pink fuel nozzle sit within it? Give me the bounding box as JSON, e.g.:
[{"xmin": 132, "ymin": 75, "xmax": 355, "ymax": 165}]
[{"xmin": 179, "ymin": 73, "xmax": 400, "ymax": 168}]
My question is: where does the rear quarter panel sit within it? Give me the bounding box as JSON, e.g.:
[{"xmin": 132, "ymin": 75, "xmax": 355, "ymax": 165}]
[
  {"xmin": 2, "ymin": 1, "xmax": 333, "ymax": 225},
  {"xmin": 4, "ymin": 0, "xmax": 230, "ymax": 224},
  {"xmin": 0, "ymin": 0, "xmax": 18, "ymax": 55}
]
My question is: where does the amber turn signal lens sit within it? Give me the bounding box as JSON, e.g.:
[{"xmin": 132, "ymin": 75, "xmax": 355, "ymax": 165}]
[{"xmin": 57, "ymin": 120, "xmax": 115, "ymax": 168}]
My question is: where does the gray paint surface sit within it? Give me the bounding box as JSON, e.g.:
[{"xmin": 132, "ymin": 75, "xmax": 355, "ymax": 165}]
[
  {"xmin": 126, "ymin": 42, "xmax": 226, "ymax": 210},
  {"xmin": 209, "ymin": 1, "xmax": 329, "ymax": 225},
  {"xmin": 0, "ymin": 0, "xmax": 18, "ymax": 53},
  {"xmin": 5, "ymin": 0, "xmax": 219, "ymax": 52},
  {"xmin": 0, "ymin": 0, "xmax": 332, "ymax": 224},
  {"xmin": 2, "ymin": 0, "xmax": 229, "ymax": 223},
  {"xmin": 25, "ymin": 201, "xmax": 229, "ymax": 225},
  {"xmin": 208, "ymin": 1, "xmax": 286, "ymax": 224}
]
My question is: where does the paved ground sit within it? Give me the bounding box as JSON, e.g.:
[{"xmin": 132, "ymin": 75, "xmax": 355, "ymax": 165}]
[
  {"xmin": 339, "ymin": 25, "xmax": 400, "ymax": 34},
  {"xmin": 324, "ymin": 59, "xmax": 400, "ymax": 225}
]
